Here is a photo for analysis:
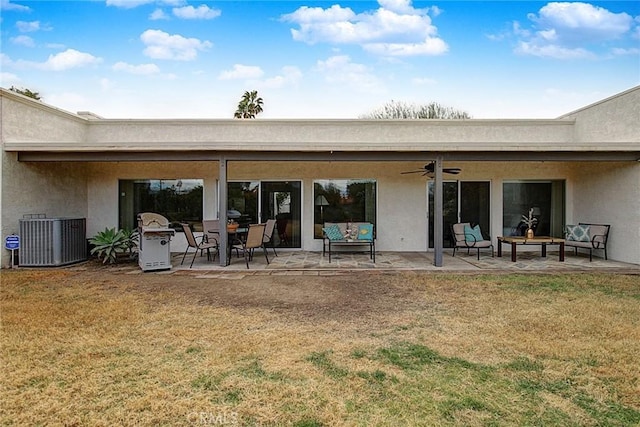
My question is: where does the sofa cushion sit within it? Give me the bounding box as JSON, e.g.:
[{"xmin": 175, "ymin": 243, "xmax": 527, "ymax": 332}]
[
  {"xmin": 323, "ymin": 224, "xmax": 344, "ymax": 241},
  {"xmin": 583, "ymin": 224, "xmax": 608, "ymax": 245},
  {"xmin": 357, "ymin": 223, "xmax": 373, "ymax": 241},
  {"xmin": 566, "ymin": 224, "xmax": 590, "ymax": 242},
  {"xmin": 464, "ymin": 224, "xmax": 484, "ymax": 242}
]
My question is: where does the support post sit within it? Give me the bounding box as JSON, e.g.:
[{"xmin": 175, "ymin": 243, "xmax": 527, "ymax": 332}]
[
  {"xmin": 433, "ymin": 156, "xmax": 444, "ymax": 267},
  {"xmin": 219, "ymin": 156, "xmax": 228, "ymax": 266}
]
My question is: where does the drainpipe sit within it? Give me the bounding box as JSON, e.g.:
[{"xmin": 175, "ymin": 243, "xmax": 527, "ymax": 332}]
[{"xmin": 433, "ymin": 156, "xmax": 444, "ymax": 267}]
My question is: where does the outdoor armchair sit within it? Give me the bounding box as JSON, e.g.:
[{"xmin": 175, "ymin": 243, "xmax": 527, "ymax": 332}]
[{"xmin": 451, "ymin": 222, "xmax": 494, "ymax": 260}]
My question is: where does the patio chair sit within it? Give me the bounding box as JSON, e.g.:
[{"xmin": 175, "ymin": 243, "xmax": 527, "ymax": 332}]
[
  {"xmin": 180, "ymin": 223, "xmax": 219, "ymax": 268},
  {"xmin": 231, "ymin": 223, "xmax": 269, "ymax": 269},
  {"xmin": 262, "ymin": 219, "xmax": 278, "ymax": 256},
  {"xmin": 451, "ymin": 222, "xmax": 494, "ymax": 260},
  {"xmin": 202, "ymin": 219, "xmax": 221, "ymax": 254}
]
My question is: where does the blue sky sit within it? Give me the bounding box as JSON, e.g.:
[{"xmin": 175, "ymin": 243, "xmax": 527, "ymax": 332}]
[{"xmin": 1, "ymin": 0, "xmax": 638, "ymax": 119}]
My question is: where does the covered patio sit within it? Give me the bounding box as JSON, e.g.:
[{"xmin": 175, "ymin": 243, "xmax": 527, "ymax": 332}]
[{"xmin": 161, "ymin": 249, "xmax": 640, "ymax": 274}]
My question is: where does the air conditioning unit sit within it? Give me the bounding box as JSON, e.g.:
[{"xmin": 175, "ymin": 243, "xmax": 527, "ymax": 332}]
[{"xmin": 19, "ymin": 217, "xmax": 87, "ymax": 267}]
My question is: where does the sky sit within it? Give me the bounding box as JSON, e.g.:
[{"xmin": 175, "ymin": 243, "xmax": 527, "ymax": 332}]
[{"xmin": 1, "ymin": 0, "xmax": 638, "ymax": 119}]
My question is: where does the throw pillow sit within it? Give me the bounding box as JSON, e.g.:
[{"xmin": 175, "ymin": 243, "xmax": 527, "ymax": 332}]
[
  {"xmin": 323, "ymin": 224, "xmax": 344, "ymax": 241},
  {"xmin": 357, "ymin": 223, "xmax": 374, "ymax": 241},
  {"xmin": 464, "ymin": 224, "xmax": 484, "ymax": 242},
  {"xmin": 565, "ymin": 224, "xmax": 590, "ymax": 242}
]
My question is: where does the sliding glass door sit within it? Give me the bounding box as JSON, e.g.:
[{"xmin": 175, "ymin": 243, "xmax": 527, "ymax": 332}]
[
  {"xmin": 428, "ymin": 181, "xmax": 490, "ymax": 248},
  {"xmin": 502, "ymin": 181, "xmax": 565, "ymax": 237},
  {"xmin": 227, "ymin": 180, "xmax": 301, "ymax": 248},
  {"xmin": 260, "ymin": 181, "xmax": 301, "ymax": 248}
]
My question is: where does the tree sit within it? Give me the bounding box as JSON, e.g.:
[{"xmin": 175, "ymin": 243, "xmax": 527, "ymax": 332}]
[
  {"xmin": 360, "ymin": 100, "xmax": 470, "ymax": 119},
  {"xmin": 234, "ymin": 90, "xmax": 264, "ymax": 119},
  {"xmin": 9, "ymin": 86, "xmax": 41, "ymax": 101}
]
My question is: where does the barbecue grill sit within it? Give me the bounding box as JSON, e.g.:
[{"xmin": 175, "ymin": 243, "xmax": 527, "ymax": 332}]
[{"xmin": 137, "ymin": 212, "xmax": 175, "ymax": 271}]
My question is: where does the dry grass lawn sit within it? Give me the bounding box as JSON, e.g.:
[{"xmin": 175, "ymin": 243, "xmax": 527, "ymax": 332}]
[{"xmin": 1, "ymin": 268, "xmax": 639, "ymax": 426}]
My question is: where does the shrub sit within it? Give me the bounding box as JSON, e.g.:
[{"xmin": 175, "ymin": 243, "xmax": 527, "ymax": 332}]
[{"xmin": 89, "ymin": 228, "xmax": 137, "ymax": 264}]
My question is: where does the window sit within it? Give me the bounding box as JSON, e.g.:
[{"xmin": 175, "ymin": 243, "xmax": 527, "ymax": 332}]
[
  {"xmin": 119, "ymin": 179, "xmax": 203, "ymax": 231},
  {"xmin": 227, "ymin": 181, "xmax": 259, "ymax": 226},
  {"xmin": 503, "ymin": 181, "xmax": 565, "ymax": 237},
  {"xmin": 313, "ymin": 179, "xmax": 377, "ymax": 238}
]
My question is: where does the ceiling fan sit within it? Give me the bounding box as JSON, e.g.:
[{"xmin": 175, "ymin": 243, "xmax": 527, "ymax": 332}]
[{"xmin": 401, "ymin": 162, "xmax": 461, "ymax": 176}]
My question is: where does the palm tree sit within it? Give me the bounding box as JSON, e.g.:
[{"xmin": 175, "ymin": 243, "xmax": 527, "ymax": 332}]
[{"xmin": 234, "ymin": 90, "xmax": 264, "ymax": 119}]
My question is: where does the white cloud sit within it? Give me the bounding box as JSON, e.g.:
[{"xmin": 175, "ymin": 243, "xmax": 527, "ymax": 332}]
[
  {"xmin": 106, "ymin": 0, "xmax": 185, "ymax": 9},
  {"xmin": 364, "ymin": 37, "xmax": 448, "ymax": 56},
  {"xmin": 218, "ymin": 64, "xmax": 264, "ymax": 80},
  {"xmin": 47, "ymin": 91, "xmax": 87, "ymax": 110},
  {"xmin": 106, "ymin": 0, "xmax": 154, "ymax": 9},
  {"xmin": 16, "ymin": 20, "xmax": 40, "ymax": 32},
  {"xmin": 172, "ymin": 5, "xmax": 221, "ymax": 20},
  {"xmin": 149, "ymin": 8, "xmax": 169, "ymax": 20},
  {"xmin": 315, "ymin": 55, "xmax": 382, "ymax": 91},
  {"xmin": 515, "ymin": 2, "xmax": 635, "ymax": 59},
  {"xmin": 281, "ymin": 0, "xmax": 447, "ymax": 57},
  {"xmin": 112, "ymin": 61, "xmax": 160, "ymax": 75},
  {"xmin": 260, "ymin": 66, "xmax": 303, "ymax": 89},
  {"xmin": 4, "ymin": 49, "xmax": 102, "ymax": 71},
  {"xmin": 0, "ymin": 71, "xmax": 21, "ymax": 86},
  {"xmin": 611, "ymin": 47, "xmax": 640, "ymax": 56},
  {"xmin": 515, "ymin": 41, "xmax": 595, "ymax": 59},
  {"xmin": 10, "ymin": 35, "xmax": 34, "ymax": 47},
  {"xmin": 141, "ymin": 29, "xmax": 212, "ymax": 60},
  {"xmin": 0, "ymin": 0, "xmax": 30, "ymax": 12},
  {"xmin": 529, "ymin": 2, "xmax": 633, "ymax": 43},
  {"xmin": 412, "ymin": 76, "xmax": 437, "ymax": 85},
  {"xmin": 41, "ymin": 49, "xmax": 102, "ymax": 71}
]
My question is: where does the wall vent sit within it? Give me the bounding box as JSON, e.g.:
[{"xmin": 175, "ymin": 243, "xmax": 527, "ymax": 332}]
[{"xmin": 19, "ymin": 218, "xmax": 87, "ymax": 266}]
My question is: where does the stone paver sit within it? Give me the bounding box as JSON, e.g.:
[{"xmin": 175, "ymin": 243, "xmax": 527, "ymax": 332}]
[{"xmin": 169, "ymin": 250, "xmax": 640, "ymax": 275}]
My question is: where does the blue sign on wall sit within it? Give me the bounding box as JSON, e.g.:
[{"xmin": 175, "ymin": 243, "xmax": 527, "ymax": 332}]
[{"xmin": 5, "ymin": 235, "xmax": 20, "ymax": 250}]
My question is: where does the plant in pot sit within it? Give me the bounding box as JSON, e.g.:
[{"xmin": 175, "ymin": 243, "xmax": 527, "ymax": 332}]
[
  {"xmin": 521, "ymin": 208, "xmax": 538, "ymax": 239},
  {"xmin": 227, "ymin": 219, "xmax": 239, "ymax": 232}
]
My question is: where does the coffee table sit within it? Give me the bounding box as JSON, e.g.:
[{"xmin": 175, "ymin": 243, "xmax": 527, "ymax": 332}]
[{"xmin": 497, "ymin": 236, "xmax": 565, "ymax": 262}]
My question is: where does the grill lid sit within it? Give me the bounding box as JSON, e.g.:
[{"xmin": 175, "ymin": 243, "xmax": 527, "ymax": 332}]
[{"xmin": 137, "ymin": 213, "xmax": 174, "ymax": 234}]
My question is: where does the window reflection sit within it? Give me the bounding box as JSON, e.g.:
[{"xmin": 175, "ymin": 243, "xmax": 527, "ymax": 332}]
[
  {"xmin": 313, "ymin": 179, "xmax": 376, "ymax": 238},
  {"xmin": 119, "ymin": 179, "xmax": 203, "ymax": 231}
]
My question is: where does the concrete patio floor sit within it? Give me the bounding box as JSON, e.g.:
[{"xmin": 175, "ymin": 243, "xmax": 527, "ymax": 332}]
[{"xmin": 168, "ymin": 248, "xmax": 640, "ymax": 275}]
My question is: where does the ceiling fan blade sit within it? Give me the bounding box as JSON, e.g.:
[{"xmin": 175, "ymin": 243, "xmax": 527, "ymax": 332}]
[
  {"xmin": 444, "ymin": 168, "xmax": 462, "ymax": 174},
  {"xmin": 401, "ymin": 170, "xmax": 425, "ymax": 174}
]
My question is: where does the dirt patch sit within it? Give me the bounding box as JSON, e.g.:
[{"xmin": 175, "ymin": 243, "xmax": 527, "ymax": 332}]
[{"xmin": 85, "ymin": 266, "xmax": 430, "ymax": 323}]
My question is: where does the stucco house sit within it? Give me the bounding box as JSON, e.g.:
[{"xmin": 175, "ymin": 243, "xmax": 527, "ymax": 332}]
[{"xmin": 1, "ymin": 85, "xmax": 639, "ymax": 268}]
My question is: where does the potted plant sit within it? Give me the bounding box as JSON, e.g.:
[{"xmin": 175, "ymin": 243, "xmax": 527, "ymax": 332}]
[
  {"xmin": 227, "ymin": 219, "xmax": 239, "ymax": 232},
  {"xmin": 521, "ymin": 208, "xmax": 538, "ymax": 239}
]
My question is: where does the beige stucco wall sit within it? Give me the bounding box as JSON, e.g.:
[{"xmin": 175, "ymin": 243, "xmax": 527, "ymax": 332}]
[
  {"xmin": 561, "ymin": 86, "xmax": 640, "ymax": 144},
  {"xmin": 569, "ymin": 162, "xmax": 640, "ymax": 264},
  {"xmin": 0, "ymin": 151, "xmax": 88, "ymax": 267},
  {"xmin": 83, "ymin": 160, "xmax": 631, "ymax": 257},
  {"xmin": 0, "ymin": 94, "xmax": 87, "ymax": 144}
]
